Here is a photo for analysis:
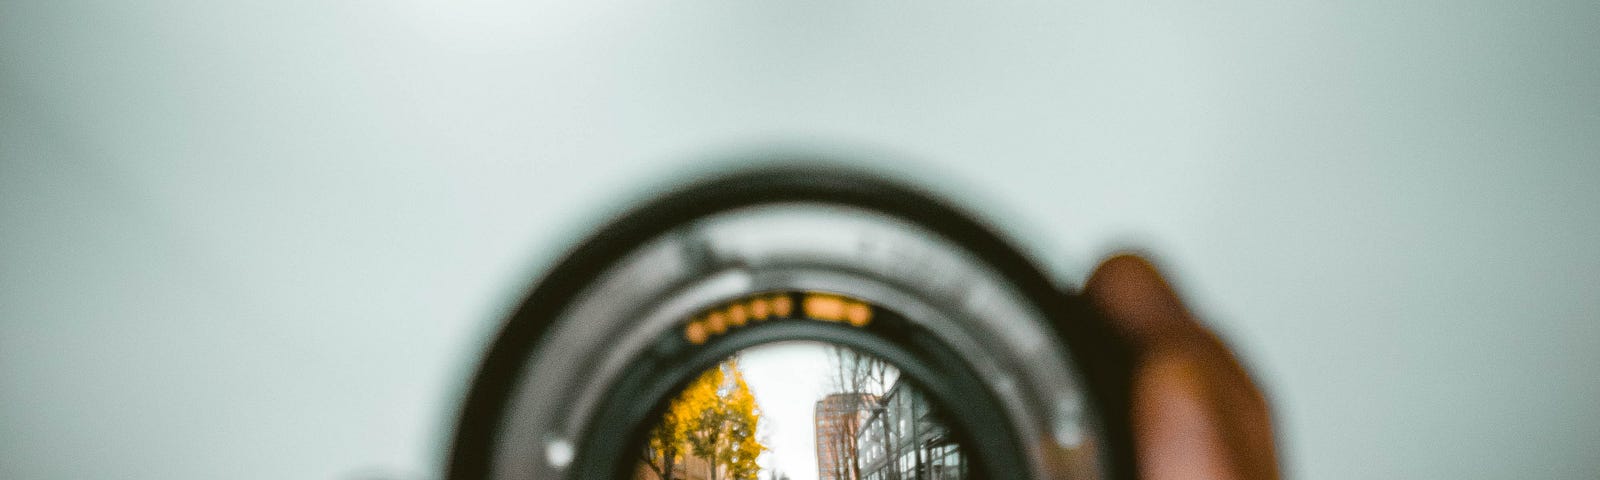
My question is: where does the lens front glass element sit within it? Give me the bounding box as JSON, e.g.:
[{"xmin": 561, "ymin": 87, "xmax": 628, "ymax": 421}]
[{"xmin": 634, "ymin": 341, "xmax": 967, "ymax": 480}]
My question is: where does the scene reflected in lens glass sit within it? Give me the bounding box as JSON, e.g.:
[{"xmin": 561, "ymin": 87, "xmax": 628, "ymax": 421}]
[{"xmin": 636, "ymin": 342, "xmax": 968, "ymax": 480}]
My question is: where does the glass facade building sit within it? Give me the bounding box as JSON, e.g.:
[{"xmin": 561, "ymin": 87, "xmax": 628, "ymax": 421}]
[{"xmin": 855, "ymin": 381, "xmax": 967, "ymax": 480}]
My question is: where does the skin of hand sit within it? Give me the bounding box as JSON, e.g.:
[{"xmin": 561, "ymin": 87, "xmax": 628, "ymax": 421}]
[{"xmin": 1084, "ymin": 255, "xmax": 1280, "ymax": 480}]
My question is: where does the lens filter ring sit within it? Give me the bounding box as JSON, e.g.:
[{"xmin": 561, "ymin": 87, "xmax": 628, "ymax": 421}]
[{"xmin": 448, "ymin": 165, "xmax": 1134, "ymax": 480}]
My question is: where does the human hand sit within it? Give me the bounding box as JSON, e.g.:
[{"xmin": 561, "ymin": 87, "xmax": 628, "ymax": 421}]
[{"xmin": 1085, "ymin": 255, "xmax": 1280, "ymax": 480}]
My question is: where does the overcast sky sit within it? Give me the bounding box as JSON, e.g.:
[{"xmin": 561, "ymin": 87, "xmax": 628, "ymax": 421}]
[
  {"xmin": 738, "ymin": 341, "xmax": 908, "ymax": 480},
  {"xmin": 738, "ymin": 342, "xmax": 830, "ymax": 480}
]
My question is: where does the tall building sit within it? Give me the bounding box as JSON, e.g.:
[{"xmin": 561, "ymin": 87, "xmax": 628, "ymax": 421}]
[
  {"xmin": 856, "ymin": 380, "xmax": 966, "ymax": 480},
  {"xmin": 814, "ymin": 393, "xmax": 876, "ymax": 480}
]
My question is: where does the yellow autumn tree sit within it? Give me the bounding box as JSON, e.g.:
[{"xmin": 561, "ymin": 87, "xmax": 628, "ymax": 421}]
[
  {"xmin": 659, "ymin": 358, "xmax": 766, "ymax": 480},
  {"xmin": 723, "ymin": 365, "xmax": 765, "ymax": 480},
  {"xmin": 645, "ymin": 365, "xmax": 724, "ymax": 480}
]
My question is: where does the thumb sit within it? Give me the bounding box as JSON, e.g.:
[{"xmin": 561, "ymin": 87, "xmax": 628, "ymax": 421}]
[{"xmin": 1084, "ymin": 254, "xmax": 1279, "ymax": 480}]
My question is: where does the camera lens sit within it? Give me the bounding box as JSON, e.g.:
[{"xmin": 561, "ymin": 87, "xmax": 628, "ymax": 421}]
[{"xmin": 448, "ymin": 167, "xmax": 1132, "ymax": 480}]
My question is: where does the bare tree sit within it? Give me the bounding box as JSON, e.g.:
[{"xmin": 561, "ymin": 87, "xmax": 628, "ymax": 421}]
[{"xmin": 824, "ymin": 347, "xmax": 894, "ymax": 480}]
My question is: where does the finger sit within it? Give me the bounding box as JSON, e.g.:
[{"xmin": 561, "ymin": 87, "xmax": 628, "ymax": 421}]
[
  {"xmin": 1084, "ymin": 253, "xmax": 1280, "ymax": 480},
  {"xmin": 1083, "ymin": 254, "xmax": 1201, "ymax": 347}
]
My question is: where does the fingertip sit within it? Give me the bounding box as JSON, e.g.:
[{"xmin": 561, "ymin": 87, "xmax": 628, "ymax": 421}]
[
  {"xmin": 1085, "ymin": 253, "xmax": 1189, "ymax": 341},
  {"xmin": 1084, "ymin": 254, "xmax": 1165, "ymax": 296}
]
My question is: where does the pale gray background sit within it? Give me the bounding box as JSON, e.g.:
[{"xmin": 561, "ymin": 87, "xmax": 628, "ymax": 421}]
[{"xmin": 2, "ymin": 1, "xmax": 1596, "ymax": 479}]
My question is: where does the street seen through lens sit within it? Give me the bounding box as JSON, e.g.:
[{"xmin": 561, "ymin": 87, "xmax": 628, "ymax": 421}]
[{"xmin": 635, "ymin": 342, "xmax": 967, "ymax": 480}]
